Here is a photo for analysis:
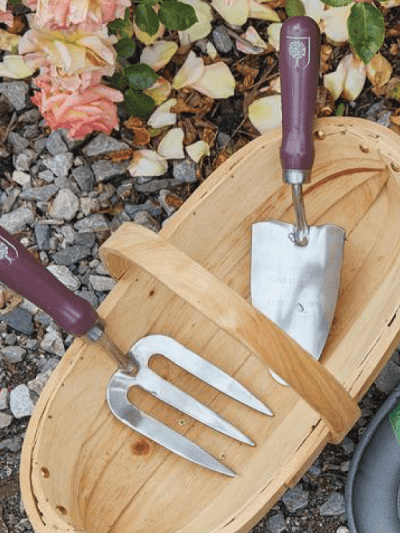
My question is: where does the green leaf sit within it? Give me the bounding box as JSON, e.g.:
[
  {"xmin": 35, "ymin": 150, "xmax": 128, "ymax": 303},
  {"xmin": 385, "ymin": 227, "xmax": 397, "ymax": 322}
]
[
  {"xmin": 109, "ymin": 72, "xmax": 129, "ymax": 91},
  {"xmin": 125, "ymin": 63, "xmax": 159, "ymax": 90},
  {"xmin": 158, "ymin": 1, "xmax": 198, "ymax": 31},
  {"xmin": 115, "ymin": 37, "xmax": 136, "ymax": 59},
  {"xmin": 389, "ymin": 82, "xmax": 400, "ymax": 101},
  {"xmin": 135, "ymin": 4, "xmax": 160, "ymax": 36},
  {"xmin": 347, "ymin": 3, "xmax": 385, "ymax": 64},
  {"xmin": 124, "ymin": 88, "xmax": 156, "ymax": 119},
  {"xmin": 335, "ymin": 103, "xmax": 346, "ymax": 116},
  {"xmin": 320, "ymin": 0, "xmax": 353, "ymax": 7},
  {"xmin": 285, "ymin": 0, "xmax": 305, "ymax": 17},
  {"xmin": 108, "ymin": 17, "xmax": 133, "ymax": 38}
]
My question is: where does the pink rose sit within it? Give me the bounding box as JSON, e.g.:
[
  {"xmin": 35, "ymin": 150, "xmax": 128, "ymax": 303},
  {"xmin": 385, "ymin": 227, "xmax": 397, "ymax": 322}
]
[{"xmin": 32, "ymin": 84, "xmax": 124, "ymax": 139}]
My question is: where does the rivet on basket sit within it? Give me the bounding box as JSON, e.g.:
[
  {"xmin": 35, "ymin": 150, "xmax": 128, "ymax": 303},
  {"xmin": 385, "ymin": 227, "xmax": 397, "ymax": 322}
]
[
  {"xmin": 40, "ymin": 467, "xmax": 49, "ymax": 478},
  {"xmin": 315, "ymin": 130, "xmax": 326, "ymax": 140},
  {"xmin": 56, "ymin": 506, "xmax": 67, "ymax": 515},
  {"xmin": 359, "ymin": 144, "xmax": 369, "ymax": 153},
  {"xmin": 391, "ymin": 162, "xmax": 400, "ymax": 172}
]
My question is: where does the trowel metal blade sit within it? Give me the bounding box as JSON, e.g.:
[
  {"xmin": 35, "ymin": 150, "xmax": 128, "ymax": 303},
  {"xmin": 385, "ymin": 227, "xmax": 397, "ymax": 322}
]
[{"xmin": 251, "ymin": 220, "xmax": 345, "ymax": 381}]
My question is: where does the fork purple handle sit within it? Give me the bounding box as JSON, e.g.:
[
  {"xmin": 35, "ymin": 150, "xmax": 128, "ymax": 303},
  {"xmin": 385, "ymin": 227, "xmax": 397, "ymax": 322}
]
[
  {"xmin": 279, "ymin": 16, "xmax": 321, "ymax": 175},
  {"xmin": 0, "ymin": 225, "xmax": 98, "ymax": 336}
]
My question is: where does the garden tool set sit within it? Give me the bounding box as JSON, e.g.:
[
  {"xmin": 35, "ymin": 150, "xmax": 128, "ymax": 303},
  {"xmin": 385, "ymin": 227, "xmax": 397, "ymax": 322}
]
[{"xmin": 0, "ymin": 17, "xmax": 345, "ymax": 477}]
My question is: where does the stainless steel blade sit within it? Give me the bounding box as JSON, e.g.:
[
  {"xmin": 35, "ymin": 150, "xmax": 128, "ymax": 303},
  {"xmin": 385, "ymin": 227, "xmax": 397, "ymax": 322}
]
[
  {"xmin": 107, "ymin": 370, "xmax": 236, "ymax": 477},
  {"xmin": 127, "ymin": 366, "xmax": 254, "ymax": 445},
  {"xmin": 251, "ymin": 221, "xmax": 345, "ymax": 382},
  {"xmin": 131, "ymin": 335, "xmax": 272, "ymax": 416}
]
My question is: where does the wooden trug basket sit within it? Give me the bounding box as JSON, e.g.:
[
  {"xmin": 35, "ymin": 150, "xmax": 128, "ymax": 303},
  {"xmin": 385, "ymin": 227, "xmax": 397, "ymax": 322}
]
[{"xmin": 20, "ymin": 118, "xmax": 400, "ymax": 532}]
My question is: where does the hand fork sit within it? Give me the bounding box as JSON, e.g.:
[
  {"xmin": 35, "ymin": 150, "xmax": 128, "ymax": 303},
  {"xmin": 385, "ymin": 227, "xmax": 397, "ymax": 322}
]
[{"xmin": 0, "ymin": 225, "xmax": 272, "ymax": 476}]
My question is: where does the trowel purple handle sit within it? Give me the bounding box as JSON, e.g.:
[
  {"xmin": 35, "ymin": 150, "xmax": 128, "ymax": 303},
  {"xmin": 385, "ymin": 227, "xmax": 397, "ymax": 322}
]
[
  {"xmin": 0, "ymin": 225, "xmax": 98, "ymax": 336},
  {"xmin": 279, "ymin": 16, "xmax": 321, "ymax": 173}
]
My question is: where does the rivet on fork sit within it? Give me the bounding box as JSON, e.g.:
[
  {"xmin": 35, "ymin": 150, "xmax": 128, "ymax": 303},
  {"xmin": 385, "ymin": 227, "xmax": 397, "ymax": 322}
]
[
  {"xmin": 219, "ymin": 452, "xmax": 227, "ymax": 460},
  {"xmin": 359, "ymin": 144, "xmax": 369, "ymax": 153},
  {"xmin": 391, "ymin": 162, "xmax": 400, "ymax": 172},
  {"xmin": 315, "ymin": 130, "xmax": 326, "ymax": 140},
  {"xmin": 178, "ymin": 418, "xmax": 187, "ymax": 426}
]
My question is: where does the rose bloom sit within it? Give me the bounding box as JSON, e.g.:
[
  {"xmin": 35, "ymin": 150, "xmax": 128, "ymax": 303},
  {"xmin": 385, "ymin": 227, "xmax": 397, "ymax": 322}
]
[
  {"xmin": 35, "ymin": 0, "xmax": 131, "ymax": 32},
  {"xmin": 32, "ymin": 83, "xmax": 124, "ymax": 139},
  {"xmin": 33, "ymin": 65, "xmax": 104, "ymax": 92},
  {"xmin": 18, "ymin": 24, "xmax": 117, "ymax": 78},
  {"xmin": 0, "ymin": 0, "xmax": 13, "ymax": 26}
]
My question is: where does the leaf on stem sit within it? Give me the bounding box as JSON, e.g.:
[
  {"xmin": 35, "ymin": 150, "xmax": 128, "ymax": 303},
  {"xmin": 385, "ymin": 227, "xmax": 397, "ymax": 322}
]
[
  {"xmin": 347, "ymin": 2, "xmax": 385, "ymax": 64},
  {"xmin": 135, "ymin": 3, "xmax": 160, "ymax": 36},
  {"xmin": 125, "ymin": 88, "xmax": 156, "ymax": 118},
  {"xmin": 158, "ymin": 1, "xmax": 198, "ymax": 31},
  {"xmin": 125, "ymin": 63, "xmax": 159, "ymax": 90}
]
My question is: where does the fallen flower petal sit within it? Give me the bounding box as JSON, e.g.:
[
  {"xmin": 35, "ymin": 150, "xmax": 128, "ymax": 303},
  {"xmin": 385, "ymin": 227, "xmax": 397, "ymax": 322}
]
[
  {"xmin": 236, "ymin": 26, "xmax": 267, "ymax": 54},
  {"xmin": 301, "ymin": 0, "xmax": 324, "ymax": 23},
  {"xmin": 186, "ymin": 140, "xmax": 210, "ymax": 162},
  {"xmin": 157, "ymin": 128, "xmax": 185, "ymax": 159},
  {"xmin": 178, "ymin": 0, "xmax": 213, "ymax": 45},
  {"xmin": 267, "ymin": 22, "xmax": 282, "ymax": 51},
  {"xmin": 324, "ymin": 54, "xmax": 366, "ymax": 101},
  {"xmin": 248, "ymin": 0, "xmax": 280, "ymax": 21},
  {"xmin": 211, "ymin": 0, "xmax": 249, "ymax": 26},
  {"xmin": 144, "ymin": 76, "xmax": 172, "ymax": 106},
  {"xmin": 206, "ymin": 42, "xmax": 218, "ymax": 59},
  {"xmin": 248, "ymin": 94, "xmax": 282, "ymax": 133},
  {"xmin": 140, "ymin": 41, "xmax": 178, "ymax": 72},
  {"xmin": 0, "ymin": 54, "xmax": 35, "ymax": 78},
  {"xmin": 0, "ymin": 30, "xmax": 21, "ymax": 52},
  {"xmin": 172, "ymin": 50, "xmax": 204, "ymax": 90},
  {"xmin": 320, "ymin": 5, "xmax": 352, "ymax": 44},
  {"xmin": 366, "ymin": 53, "xmax": 392, "ymax": 88},
  {"xmin": 128, "ymin": 150, "xmax": 168, "ymax": 177},
  {"xmin": 147, "ymin": 98, "xmax": 177, "ymax": 128},
  {"xmin": 191, "ymin": 62, "xmax": 235, "ymax": 98}
]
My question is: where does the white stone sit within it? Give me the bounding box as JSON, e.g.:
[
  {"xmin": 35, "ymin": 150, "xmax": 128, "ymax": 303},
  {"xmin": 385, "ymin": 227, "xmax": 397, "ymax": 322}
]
[
  {"xmin": 47, "ymin": 264, "xmax": 81, "ymax": 291},
  {"xmin": 50, "ymin": 188, "xmax": 79, "ymax": 221},
  {"xmin": 10, "ymin": 384, "xmax": 35, "ymax": 418},
  {"xmin": 12, "ymin": 170, "xmax": 31, "ymax": 188}
]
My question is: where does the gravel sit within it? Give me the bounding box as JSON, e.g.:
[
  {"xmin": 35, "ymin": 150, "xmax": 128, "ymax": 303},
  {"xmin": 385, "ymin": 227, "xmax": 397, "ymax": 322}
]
[{"xmin": 0, "ymin": 78, "xmax": 396, "ymax": 533}]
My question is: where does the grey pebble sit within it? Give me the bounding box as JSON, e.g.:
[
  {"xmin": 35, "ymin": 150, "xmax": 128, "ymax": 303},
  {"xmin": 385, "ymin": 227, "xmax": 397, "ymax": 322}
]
[
  {"xmin": 10, "ymin": 384, "xmax": 35, "ymax": 418},
  {"xmin": 34, "ymin": 136, "xmax": 47, "ymax": 155},
  {"xmin": 38, "ymin": 169, "xmax": 55, "ymax": 183},
  {"xmin": 40, "ymin": 329, "xmax": 65, "ymax": 357},
  {"xmin": 72, "ymin": 165, "xmax": 95, "ymax": 191},
  {"xmin": 0, "ymin": 436, "xmax": 22, "ymax": 452},
  {"xmin": 43, "ymin": 152, "xmax": 74, "ymax": 177},
  {"xmin": 8, "ymin": 132, "xmax": 30, "ymax": 152},
  {"xmin": 266, "ymin": 512, "xmax": 287, "ymax": 533},
  {"xmin": 0, "ymin": 388, "xmax": 8, "ymax": 410},
  {"xmin": 172, "ymin": 159, "xmax": 197, "ymax": 183},
  {"xmin": 34, "ymin": 224, "xmax": 51, "ymax": 250},
  {"xmin": 52, "ymin": 244, "xmax": 91, "ymax": 266},
  {"xmin": 282, "ymin": 486, "xmax": 309, "ymax": 514},
  {"xmin": 2, "ymin": 308, "xmax": 35, "ymax": 335},
  {"xmin": 0, "ymin": 207, "xmax": 34, "ymax": 233},
  {"xmin": 91, "ymin": 159, "xmax": 129, "ymax": 182},
  {"xmin": 74, "ymin": 213, "xmax": 110, "ymax": 232},
  {"xmin": 340, "ymin": 436, "xmax": 355, "ymax": 455},
  {"xmin": 47, "ymin": 265, "xmax": 81, "ymax": 291},
  {"xmin": 375, "ymin": 359, "xmax": 400, "ymax": 394},
  {"xmin": 75, "ymin": 232, "xmax": 96, "ymax": 247},
  {"xmin": 212, "ymin": 25, "xmax": 233, "ymax": 53},
  {"xmin": 14, "ymin": 149, "xmax": 37, "ymax": 171},
  {"xmin": 12, "ymin": 170, "xmax": 31, "ymax": 188},
  {"xmin": 45, "ymin": 131, "xmax": 68, "ymax": 156},
  {"xmin": 49, "ymin": 188, "xmax": 79, "ymax": 221},
  {"xmin": 0, "ymin": 412, "xmax": 12, "ymax": 429},
  {"xmin": 1, "ymin": 345, "xmax": 26, "ymax": 363},
  {"xmin": 34, "ymin": 311, "xmax": 52, "ymax": 328},
  {"xmin": 20, "ymin": 184, "xmax": 58, "ymax": 203},
  {"xmin": 133, "ymin": 211, "xmax": 160, "ymax": 232},
  {"xmin": 1, "ymin": 188, "xmax": 20, "ymax": 213},
  {"xmin": 60, "ymin": 225, "xmax": 75, "ymax": 244},
  {"xmin": 28, "ymin": 369, "xmax": 54, "ymax": 399},
  {"xmin": 319, "ymin": 492, "xmax": 346, "ymax": 517},
  {"xmin": 89, "ymin": 275, "xmax": 116, "ymax": 292},
  {"xmin": 0, "ymin": 81, "xmax": 29, "ymax": 110},
  {"xmin": 82, "ymin": 133, "xmax": 129, "ymax": 157},
  {"xmin": 135, "ymin": 178, "xmax": 182, "ymax": 194},
  {"xmin": 77, "ymin": 289, "xmax": 99, "ymax": 308}
]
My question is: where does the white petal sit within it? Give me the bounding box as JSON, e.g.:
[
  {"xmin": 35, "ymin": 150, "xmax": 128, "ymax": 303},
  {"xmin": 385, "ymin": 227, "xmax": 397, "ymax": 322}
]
[
  {"xmin": 186, "ymin": 140, "xmax": 210, "ymax": 162},
  {"xmin": 236, "ymin": 26, "xmax": 267, "ymax": 54},
  {"xmin": 248, "ymin": 0, "xmax": 280, "ymax": 21},
  {"xmin": 366, "ymin": 53, "xmax": 392, "ymax": 88},
  {"xmin": 0, "ymin": 29, "xmax": 20, "ymax": 52},
  {"xmin": 140, "ymin": 41, "xmax": 178, "ymax": 71},
  {"xmin": 172, "ymin": 50, "xmax": 204, "ymax": 90},
  {"xmin": 147, "ymin": 98, "xmax": 177, "ymax": 128},
  {"xmin": 178, "ymin": 0, "xmax": 213, "ymax": 44},
  {"xmin": 191, "ymin": 62, "xmax": 235, "ymax": 98},
  {"xmin": 320, "ymin": 5, "xmax": 352, "ymax": 44},
  {"xmin": 157, "ymin": 128, "xmax": 185, "ymax": 159},
  {"xmin": 206, "ymin": 42, "xmax": 218, "ymax": 59},
  {"xmin": 128, "ymin": 150, "xmax": 168, "ymax": 177},
  {"xmin": 144, "ymin": 77, "xmax": 172, "ymax": 106},
  {"xmin": 342, "ymin": 54, "xmax": 366, "ymax": 101},
  {"xmin": 267, "ymin": 23, "xmax": 282, "ymax": 51},
  {"xmin": 323, "ymin": 57, "xmax": 347, "ymax": 100},
  {"xmin": 248, "ymin": 95, "xmax": 282, "ymax": 134},
  {"xmin": 0, "ymin": 55, "xmax": 35, "ymax": 79},
  {"xmin": 302, "ymin": 0, "xmax": 324, "ymax": 23},
  {"xmin": 211, "ymin": 0, "xmax": 250, "ymax": 26}
]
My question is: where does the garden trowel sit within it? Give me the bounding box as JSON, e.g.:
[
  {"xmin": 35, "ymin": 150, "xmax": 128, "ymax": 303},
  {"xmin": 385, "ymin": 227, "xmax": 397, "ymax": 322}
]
[{"xmin": 251, "ymin": 16, "xmax": 345, "ymax": 384}]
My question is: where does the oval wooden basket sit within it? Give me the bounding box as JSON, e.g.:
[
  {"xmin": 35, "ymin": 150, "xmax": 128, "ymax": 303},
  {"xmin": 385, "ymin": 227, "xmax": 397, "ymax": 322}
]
[{"xmin": 20, "ymin": 117, "xmax": 400, "ymax": 533}]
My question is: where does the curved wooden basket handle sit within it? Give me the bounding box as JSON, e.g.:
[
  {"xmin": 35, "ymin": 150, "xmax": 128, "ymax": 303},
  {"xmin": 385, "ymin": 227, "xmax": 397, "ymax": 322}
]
[{"xmin": 100, "ymin": 223, "xmax": 360, "ymax": 443}]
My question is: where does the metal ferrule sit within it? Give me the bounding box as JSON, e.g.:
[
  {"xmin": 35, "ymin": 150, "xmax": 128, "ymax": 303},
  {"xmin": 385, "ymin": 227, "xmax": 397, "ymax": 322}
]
[
  {"xmin": 84, "ymin": 317, "xmax": 106, "ymax": 342},
  {"xmin": 283, "ymin": 169, "xmax": 311, "ymax": 185},
  {"xmin": 290, "ymin": 184, "xmax": 310, "ymax": 247}
]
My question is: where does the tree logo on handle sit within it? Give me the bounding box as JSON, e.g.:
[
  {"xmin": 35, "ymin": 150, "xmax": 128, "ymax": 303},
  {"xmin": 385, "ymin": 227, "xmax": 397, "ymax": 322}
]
[
  {"xmin": 0, "ymin": 237, "xmax": 18, "ymax": 265},
  {"xmin": 287, "ymin": 36, "xmax": 310, "ymax": 69}
]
